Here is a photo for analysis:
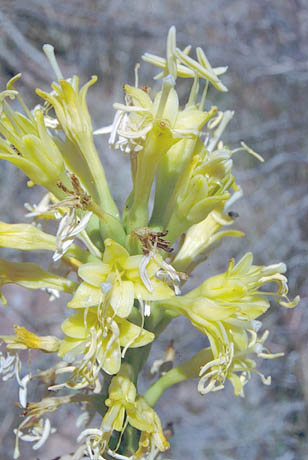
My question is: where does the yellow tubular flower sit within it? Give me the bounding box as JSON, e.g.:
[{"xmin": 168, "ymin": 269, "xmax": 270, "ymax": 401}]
[
  {"xmin": 187, "ymin": 252, "xmax": 300, "ymax": 310},
  {"xmin": 36, "ymin": 73, "xmax": 119, "ymax": 219},
  {"xmin": 76, "ymin": 238, "xmax": 174, "ymax": 318},
  {"xmin": 119, "ymin": 84, "xmax": 210, "ymax": 231},
  {"xmin": 196, "ymin": 329, "xmax": 280, "ymax": 397},
  {"xmin": 0, "ymin": 258, "xmax": 77, "ymax": 305},
  {"xmin": 172, "ymin": 205, "xmax": 244, "ymax": 272},
  {"xmin": 0, "ymin": 91, "xmax": 67, "ymax": 190},
  {"xmin": 37, "ymin": 76, "xmax": 97, "ymax": 148},
  {"xmin": 24, "ymin": 395, "xmax": 83, "ymax": 418},
  {"xmin": 132, "ymin": 397, "xmax": 170, "ymax": 459},
  {"xmin": 158, "ymin": 253, "xmax": 299, "ymax": 394},
  {"xmin": 164, "ymin": 253, "xmax": 299, "ymax": 328},
  {"xmin": 0, "ymin": 221, "xmax": 97, "ymax": 265},
  {"xmin": 101, "ymin": 41, "xmax": 211, "ymax": 230},
  {"xmin": 1, "ymin": 325, "xmax": 60, "ymax": 353},
  {"xmin": 150, "ymin": 138, "xmax": 201, "ymax": 225},
  {"xmin": 147, "ymin": 331, "xmax": 279, "ymax": 400},
  {"xmin": 59, "ymin": 308, "xmax": 154, "ymax": 376},
  {"xmin": 0, "ymin": 222, "xmax": 56, "ymax": 251},
  {"xmin": 90, "ymin": 365, "xmax": 168, "ymax": 458},
  {"xmin": 77, "ymin": 365, "xmax": 138, "ymax": 455},
  {"xmin": 150, "ymin": 106, "xmax": 218, "ymax": 226},
  {"xmin": 163, "ymin": 148, "xmax": 235, "ymax": 243}
]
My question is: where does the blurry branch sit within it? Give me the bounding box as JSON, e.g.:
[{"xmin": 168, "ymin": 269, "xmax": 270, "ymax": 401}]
[
  {"xmin": 0, "ymin": 11, "xmax": 47, "ymax": 70},
  {"xmin": 236, "ymin": 152, "xmax": 308, "ymax": 179},
  {"xmin": 250, "ymin": 60, "xmax": 308, "ymax": 79},
  {"xmin": 251, "ymin": 195, "xmax": 308, "ymax": 256},
  {"xmin": 3, "ymin": 2, "xmax": 153, "ymax": 38},
  {"xmin": 0, "ymin": 39, "xmax": 20, "ymax": 72}
]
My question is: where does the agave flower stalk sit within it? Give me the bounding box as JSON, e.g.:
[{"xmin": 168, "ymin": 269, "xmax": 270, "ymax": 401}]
[{"xmin": 0, "ymin": 26, "xmax": 299, "ymax": 460}]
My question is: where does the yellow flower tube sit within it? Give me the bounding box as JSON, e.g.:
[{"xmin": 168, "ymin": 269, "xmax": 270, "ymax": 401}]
[
  {"xmin": 0, "ymin": 221, "xmax": 97, "ymax": 264},
  {"xmin": 36, "ymin": 75, "xmax": 119, "ymax": 220},
  {"xmin": 0, "ymin": 93, "xmax": 68, "ymax": 190},
  {"xmin": 0, "ymin": 258, "xmax": 77, "ymax": 305},
  {"xmin": 0, "ymin": 326, "xmax": 60, "ymax": 353}
]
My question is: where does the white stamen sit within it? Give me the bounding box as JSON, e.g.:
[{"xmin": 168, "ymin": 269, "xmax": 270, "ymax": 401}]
[
  {"xmin": 144, "ymin": 301, "xmax": 151, "ymax": 317},
  {"xmin": 107, "ymin": 449, "xmax": 133, "ymax": 460},
  {"xmin": 224, "ymin": 188, "xmax": 243, "ymax": 210},
  {"xmin": 53, "ymin": 210, "xmax": 92, "ymax": 261},
  {"xmin": 43, "ymin": 44, "xmax": 64, "ymax": 81},
  {"xmin": 139, "ymin": 254, "xmax": 153, "ymax": 293},
  {"xmin": 32, "ymin": 418, "xmax": 53, "ymax": 450},
  {"xmin": 19, "ymin": 374, "xmax": 31, "ymax": 408}
]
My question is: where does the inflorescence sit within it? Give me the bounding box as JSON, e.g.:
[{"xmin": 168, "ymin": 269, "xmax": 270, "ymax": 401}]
[{"xmin": 0, "ymin": 27, "xmax": 299, "ymax": 460}]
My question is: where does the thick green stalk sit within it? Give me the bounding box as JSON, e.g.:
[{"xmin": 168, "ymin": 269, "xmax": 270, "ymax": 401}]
[
  {"xmin": 123, "ymin": 304, "xmax": 179, "ymax": 386},
  {"xmin": 87, "ymin": 200, "xmax": 126, "ymax": 246},
  {"xmin": 120, "ymin": 305, "xmax": 179, "ymax": 456}
]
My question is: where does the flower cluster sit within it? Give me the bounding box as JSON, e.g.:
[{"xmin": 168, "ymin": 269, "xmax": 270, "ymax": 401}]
[{"xmin": 0, "ymin": 27, "xmax": 298, "ymax": 460}]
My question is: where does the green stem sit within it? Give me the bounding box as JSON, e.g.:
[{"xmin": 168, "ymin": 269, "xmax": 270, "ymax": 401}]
[
  {"xmin": 88, "ymin": 200, "xmax": 126, "ymax": 246},
  {"xmin": 120, "ymin": 424, "xmax": 140, "ymax": 456},
  {"xmin": 123, "ymin": 304, "xmax": 179, "ymax": 386},
  {"xmin": 144, "ymin": 348, "xmax": 212, "ymax": 407},
  {"xmin": 125, "ymin": 129, "xmax": 175, "ymax": 233},
  {"xmin": 81, "ymin": 138, "xmax": 119, "ymax": 219},
  {"xmin": 166, "ymin": 213, "xmax": 190, "ymax": 244},
  {"xmin": 150, "ymin": 138, "xmax": 198, "ymax": 227},
  {"xmin": 120, "ymin": 305, "xmax": 178, "ymax": 455}
]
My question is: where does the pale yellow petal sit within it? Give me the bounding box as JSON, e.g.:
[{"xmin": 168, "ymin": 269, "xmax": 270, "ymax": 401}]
[
  {"xmin": 118, "ymin": 318, "xmax": 155, "ymax": 348},
  {"xmin": 134, "ymin": 278, "xmax": 174, "ymax": 301},
  {"xmin": 175, "ymin": 109, "xmax": 209, "ymax": 131},
  {"xmin": 103, "ymin": 238, "xmax": 129, "ymax": 264},
  {"xmin": 98, "ymin": 339, "xmax": 121, "ymax": 375},
  {"xmin": 61, "ymin": 310, "xmax": 96, "ymax": 339},
  {"xmin": 58, "ymin": 336, "xmax": 83, "ymax": 357},
  {"xmin": 68, "ymin": 282, "xmax": 102, "ymax": 309},
  {"xmin": 110, "ymin": 281, "xmax": 134, "ymax": 318},
  {"xmin": 124, "ymin": 85, "xmax": 152, "ymax": 109},
  {"xmin": 78, "ymin": 262, "xmax": 110, "ymax": 287}
]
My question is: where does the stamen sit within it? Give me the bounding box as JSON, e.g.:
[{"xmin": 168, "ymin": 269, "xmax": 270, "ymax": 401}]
[
  {"xmin": 155, "ymin": 74, "xmax": 175, "ymax": 120},
  {"xmin": 207, "ymin": 111, "xmax": 234, "ymax": 152},
  {"xmin": 199, "ymin": 80, "xmax": 209, "ymax": 111},
  {"xmin": 239, "ymin": 141, "xmax": 264, "ymax": 163},
  {"xmin": 107, "ymin": 450, "xmax": 133, "ymax": 460},
  {"xmin": 166, "ymin": 26, "xmax": 177, "ymax": 79},
  {"xmin": 139, "ymin": 254, "xmax": 153, "ymax": 293},
  {"xmin": 186, "ymin": 75, "xmax": 199, "ymax": 108},
  {"xmin": 42, "ymin": 44, "xmax": 64, "ymax": 81}
]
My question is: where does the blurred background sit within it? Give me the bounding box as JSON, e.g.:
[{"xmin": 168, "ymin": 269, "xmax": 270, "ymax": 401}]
[{"xmin": 0, "ymin": 1, "xmax": 307, "ymax": 459}]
